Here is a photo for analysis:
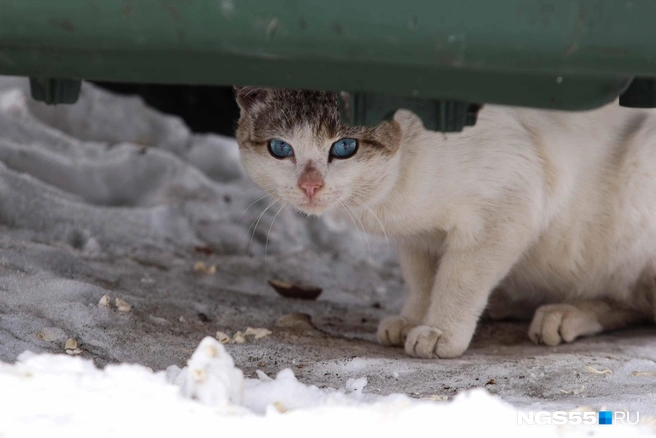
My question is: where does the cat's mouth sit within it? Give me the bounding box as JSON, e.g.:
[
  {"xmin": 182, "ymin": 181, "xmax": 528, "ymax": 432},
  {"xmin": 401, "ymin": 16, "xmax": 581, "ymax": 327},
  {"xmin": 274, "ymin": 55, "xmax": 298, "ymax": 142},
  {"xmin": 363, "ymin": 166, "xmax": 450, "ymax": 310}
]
[{"xmin": 296, "ymin": 199, "xmax": 332, "ymax": 215}]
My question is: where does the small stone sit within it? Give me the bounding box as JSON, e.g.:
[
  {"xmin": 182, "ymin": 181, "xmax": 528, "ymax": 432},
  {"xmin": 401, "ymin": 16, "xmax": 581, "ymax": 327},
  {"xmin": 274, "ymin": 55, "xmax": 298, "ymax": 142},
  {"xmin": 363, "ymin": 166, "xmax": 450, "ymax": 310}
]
[{"xmin": 98, "ymin": 295, "xmax": 110, "ymax": 307}]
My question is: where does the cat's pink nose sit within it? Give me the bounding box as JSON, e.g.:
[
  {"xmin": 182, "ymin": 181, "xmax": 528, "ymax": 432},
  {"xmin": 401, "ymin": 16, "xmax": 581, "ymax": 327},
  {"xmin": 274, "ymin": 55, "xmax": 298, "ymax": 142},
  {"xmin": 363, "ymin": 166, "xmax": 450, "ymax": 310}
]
[
  {"xmin": 298, "ymin": 168, "xmax": 324, "ymax": 199},
  {"xmin": 300, "ymin": 182, "xmax": 323, "ymax": 198}
]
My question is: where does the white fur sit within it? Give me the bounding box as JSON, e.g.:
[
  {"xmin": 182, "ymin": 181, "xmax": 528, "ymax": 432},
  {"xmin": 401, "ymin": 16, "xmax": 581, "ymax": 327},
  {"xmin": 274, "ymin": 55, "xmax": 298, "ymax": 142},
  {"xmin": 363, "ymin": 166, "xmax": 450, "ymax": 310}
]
[{"xmin": 240, "ymin": 102, "xmax": 656, "ymax": 358}]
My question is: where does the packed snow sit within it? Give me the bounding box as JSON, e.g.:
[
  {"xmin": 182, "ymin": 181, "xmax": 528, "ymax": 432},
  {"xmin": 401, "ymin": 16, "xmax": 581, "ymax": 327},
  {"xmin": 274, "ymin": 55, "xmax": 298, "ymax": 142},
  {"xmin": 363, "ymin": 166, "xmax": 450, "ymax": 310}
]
[{"xmin": 2, "ymin": 337, "xmax": 654, "ymax": 437}]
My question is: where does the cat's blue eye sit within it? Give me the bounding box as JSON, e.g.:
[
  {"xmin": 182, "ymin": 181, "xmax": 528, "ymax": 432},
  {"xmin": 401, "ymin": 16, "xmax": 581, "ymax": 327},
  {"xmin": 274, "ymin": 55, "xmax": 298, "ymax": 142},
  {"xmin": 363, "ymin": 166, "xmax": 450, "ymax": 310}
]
[
  {"xmin": 268, "ymin": 139, "xmax": 294, "ymax": 159},
  {"xmin": 330, "ymin": 138, "xmax": 358, "ymax": 159}
]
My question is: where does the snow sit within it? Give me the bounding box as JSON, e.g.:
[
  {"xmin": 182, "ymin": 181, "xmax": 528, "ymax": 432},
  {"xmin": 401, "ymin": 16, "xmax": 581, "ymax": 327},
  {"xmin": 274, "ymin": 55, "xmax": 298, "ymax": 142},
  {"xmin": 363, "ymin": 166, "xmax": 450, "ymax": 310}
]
[
  {"xmin": 0, "ymin": 337, "xmax": 653, "ymax": 437},
  {"xmin": 0, "ymin": 77, "xmax": 655, "ymax": 436}
]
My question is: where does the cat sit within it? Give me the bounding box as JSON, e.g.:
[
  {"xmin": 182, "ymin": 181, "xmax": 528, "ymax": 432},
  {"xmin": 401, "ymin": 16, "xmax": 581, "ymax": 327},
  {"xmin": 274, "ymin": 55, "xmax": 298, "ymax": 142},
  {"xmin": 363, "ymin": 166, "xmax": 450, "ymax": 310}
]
[{"xmin": 233, "ymin": 86, "xmax": 656, "ymax": 359}]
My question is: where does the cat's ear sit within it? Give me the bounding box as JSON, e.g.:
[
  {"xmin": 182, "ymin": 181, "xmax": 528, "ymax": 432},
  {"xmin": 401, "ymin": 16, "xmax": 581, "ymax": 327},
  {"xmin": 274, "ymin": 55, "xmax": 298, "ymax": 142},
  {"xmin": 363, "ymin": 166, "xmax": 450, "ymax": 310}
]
[
  {"xmin": 374, "ymin": 119, "xmax": 403, "ymax": 153},
  {"xmin": 233, "ymin": 86, "xmax": 269, "ymax": 111}
]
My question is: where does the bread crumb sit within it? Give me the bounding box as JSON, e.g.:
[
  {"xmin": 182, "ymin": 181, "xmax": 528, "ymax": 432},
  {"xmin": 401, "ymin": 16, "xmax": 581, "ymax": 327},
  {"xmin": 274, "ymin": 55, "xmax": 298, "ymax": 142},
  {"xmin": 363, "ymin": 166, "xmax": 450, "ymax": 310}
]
[
  {"xmin": 421, "ymin": 394, "xmax": 448, "ymax": 401},
  {"xmin": 98, "ymin": 295, "xmax": 110, "ymax": 307},
  {"xmin": 632, "ymin": 371, "xmax": 656, "ymax": 376},
  {"xmin": 65, "ymin": 338, "xmax": 78, "ymax": 350},
  {"xmin": 193, "ymin": 261, "xmax": 216, "ymax": 275},
  {"xmin": 115, "ymin": 298, "xmax": 131, "ymax": 312},
  {"xmin": 587, "ymin": 365, "xmax": 612, "ymax": 374},
  {"xmin": 244, "ymin": 327, "xmax": 272, "ymax": 339},
  {"xmin": 560, "ymin": 385, "xmax": 585, "ymax": 395},
  {"xmin": 215, "ymin": 331, "xmax": 230, "ymax": 344}
]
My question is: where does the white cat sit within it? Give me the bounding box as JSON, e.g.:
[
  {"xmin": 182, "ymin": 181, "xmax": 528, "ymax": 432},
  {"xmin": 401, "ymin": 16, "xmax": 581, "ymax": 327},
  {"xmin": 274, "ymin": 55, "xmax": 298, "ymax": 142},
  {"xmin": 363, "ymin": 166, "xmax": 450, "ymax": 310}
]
[{"xmin": 234, "ymin": 86, "xmax": 656, "ymax": 359}]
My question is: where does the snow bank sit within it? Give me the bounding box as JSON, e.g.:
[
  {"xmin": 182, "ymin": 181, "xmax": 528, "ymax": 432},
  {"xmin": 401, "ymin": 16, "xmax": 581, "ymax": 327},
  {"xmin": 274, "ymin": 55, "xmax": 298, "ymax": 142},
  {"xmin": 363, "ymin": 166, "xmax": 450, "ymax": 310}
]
[{"xmin": 1, "ymin": 337, "xmax": 651, "ymax": 438}]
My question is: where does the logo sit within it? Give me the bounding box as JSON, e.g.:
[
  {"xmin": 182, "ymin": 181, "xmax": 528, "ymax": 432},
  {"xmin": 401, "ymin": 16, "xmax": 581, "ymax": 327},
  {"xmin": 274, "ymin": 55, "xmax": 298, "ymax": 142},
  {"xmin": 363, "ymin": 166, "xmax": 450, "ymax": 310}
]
[
  {"xmin": 598, "ymin": 411, "xmax": 613, "ymax": 425},
  {"xmin": 517, "ymin": 410, "xmax": 639, "ymax": 425}
]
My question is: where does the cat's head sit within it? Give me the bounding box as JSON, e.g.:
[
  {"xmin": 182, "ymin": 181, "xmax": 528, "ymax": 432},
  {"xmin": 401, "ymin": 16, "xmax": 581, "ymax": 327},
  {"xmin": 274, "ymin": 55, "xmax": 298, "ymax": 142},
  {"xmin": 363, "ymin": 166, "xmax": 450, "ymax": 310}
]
[{"xmin": 234, "ymin": 87, "xmax": 403, "ymax": 216}]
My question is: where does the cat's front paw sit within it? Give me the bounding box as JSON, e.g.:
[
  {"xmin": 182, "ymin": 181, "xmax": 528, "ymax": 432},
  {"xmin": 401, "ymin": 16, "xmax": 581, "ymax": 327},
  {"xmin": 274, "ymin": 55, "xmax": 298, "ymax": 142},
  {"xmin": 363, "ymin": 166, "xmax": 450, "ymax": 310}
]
[
  {"xmin": 404, "ymin": 325, "xmax": 468, "ymax": 358},
  {"xmin": 528, "ymin": 303, "xmax": 603, "ymax": 346},
  {"xmin": 377, "ymin": 316, "xmax": 418, "ymax": 347}
]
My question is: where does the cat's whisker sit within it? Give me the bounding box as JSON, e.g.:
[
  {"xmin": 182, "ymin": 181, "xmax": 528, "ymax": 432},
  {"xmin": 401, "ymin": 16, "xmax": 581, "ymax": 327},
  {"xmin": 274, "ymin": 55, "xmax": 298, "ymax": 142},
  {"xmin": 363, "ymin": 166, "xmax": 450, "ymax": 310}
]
[
  {"xmin": 237, "ymin": 198, "xmax": 278, "ymax": 255},
  {"xmin": 264, "ymin": 202, "xmax": 289, "ymax": 259},
  {"xmin": 235, "ymin": 194, "xmax": 272, "ymax": 225},
  {"xmin": 247, "ymin": 199, "xmax": 279, "ymax": 255},
  {"xmin": 352, "ymin": 197, "xmax": 391, "ymax": 249},
  {"xmin": 339, "ymin": 201, "xmax": 367, "ymax": 257},
  {"xmin": 342, "ymin": 201, "xmax": 371, "ymax": 258}
]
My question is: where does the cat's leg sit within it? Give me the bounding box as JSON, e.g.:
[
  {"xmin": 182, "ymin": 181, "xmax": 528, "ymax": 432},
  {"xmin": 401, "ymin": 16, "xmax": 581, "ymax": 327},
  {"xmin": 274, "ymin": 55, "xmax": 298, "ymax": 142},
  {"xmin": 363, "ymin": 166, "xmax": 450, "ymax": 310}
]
[
  {"xmin": 528, "ymin": 300, "xmax": 651, "ymax": 346},
  {"xmin": 377, "ymin": 245, "xmax": 436, "ymax": 347},
  {"xmin": 405, "ymin": 219, "xmax": 533, "ymax": 358}
]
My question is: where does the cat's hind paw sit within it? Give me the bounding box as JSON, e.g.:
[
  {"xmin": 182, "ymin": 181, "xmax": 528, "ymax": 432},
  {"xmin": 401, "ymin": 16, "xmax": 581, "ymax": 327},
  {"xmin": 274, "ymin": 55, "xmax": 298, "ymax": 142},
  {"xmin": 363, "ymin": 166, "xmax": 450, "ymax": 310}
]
[
  {"xmin": 404, "ymin": 325, "xmax": 468, "ymax": 358},
  {"xmin": 377, "ymin": 316, "xmax": 417, "ymax": 347},
  {"xmin": 528, "ymin": 303, "xmax": 603, "ymax": 346}
]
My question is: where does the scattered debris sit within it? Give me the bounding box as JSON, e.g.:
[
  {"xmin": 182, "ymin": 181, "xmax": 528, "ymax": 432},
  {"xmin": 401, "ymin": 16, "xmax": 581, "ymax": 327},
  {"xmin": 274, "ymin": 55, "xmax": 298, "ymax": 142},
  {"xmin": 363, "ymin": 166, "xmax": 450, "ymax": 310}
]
[
  {"xmin": 485, "ymin": 379, "xmax": 496, "ymax": 385},
  {"xmin": 256, "ymin": 370, "xmax": 273, "ymax": 382},
  {"xmin": 36, "ymin": 327, "xmax": 65, "ymax": 342},
  {"xmin": 215, "ymin": 331, "xmax": 230, "ymax": 344},
  {"xmin": 232, "ymin": 331, "xmax": 246, "ymax": 344},
  {"xmin": 115, "ymin": 298, "xmax": 131, "ymax": 312},
  {"xmin": 274, "ymin": 312, "xmax": 316, "ymax": 331},
  {"xmin": 179, "ymin": 316, "xmax": 187, "ymax": 323},
  {"xmin": 632, "ymin": 371, "xmax": 656, "ymax": 377},
  {"xmin": 587, "ymin": 365, "xmax": 612, "ymax": 375},
  {"xmin": 65, "ymin": 338, "xmax": 78, "ymax": 350},
  {"xmin": 194, "ymin": 246, "xmax": 214, "ymax": 255},
  {"xmin": 193, "ymin": 261, "xmax": 216, "ymax": 275},
  {"xmin": 345, "ymin": 377, "xmax": 368, "ymax": 394},
  {"xmin": 64, "ymin": 338, "xmax": 82, "ymax": 355},
  {"xmin": 273, "ymin": 401, "xmax": 287, "ymax": 413},
  {"xmin": 244, "ymin": 327, "xmax": 272, "ymax": 339},
  {"xmin": 421, "ymin": 394, "xmax": 449, "ymax": 401},
  {"xmin": 268, "ymin": 279, "xmax": 322, "ymax": 300},
  {"xmin": 98, "ymin": 295, "xmax": 110, "ymax": 307},
  {"xmin": 203, "ymin": 344, "xmax": 218, "ymax": 358},
  {"xmin": 560, "ymin": 385, "xmax": 585, "ymax": 395},
  {"xmin": 216, "ymin": 328, "xmax": 271, "ymax": 344},
  {"xmin": 140, "ymin": 275, "xmax": 155, "ymax": 284},
  {"xmin": 198, "ymin": 313, "xmax": 209, "ymax": 323}
]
